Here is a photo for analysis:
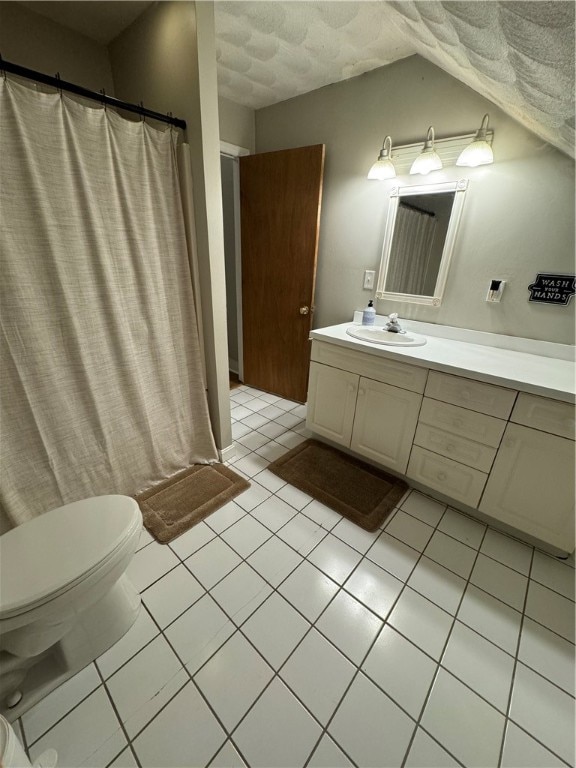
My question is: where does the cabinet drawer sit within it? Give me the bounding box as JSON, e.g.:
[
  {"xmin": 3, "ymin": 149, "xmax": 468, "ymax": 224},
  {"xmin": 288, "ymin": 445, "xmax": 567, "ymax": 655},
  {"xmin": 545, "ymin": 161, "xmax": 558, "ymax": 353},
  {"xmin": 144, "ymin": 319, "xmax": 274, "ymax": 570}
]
[
  {"xmin": 408, "ymin": 446, "xmax": 488, "ymax": 508},
  {"xmin": 311, "ymin": 341, "xmax": 427, "ymax": 393},
  {"xmin": 413, "ymin": 423, "xmax": 496, "ymax": 473},
  {"xmin": 425, "ymin": 371, "xmax": 516, "ymax": 419},
  {"xmin": 511, "ymin": 393, "xmax": 575, "ymax": 440},
  {"xmin": 419, "ymin": 398, "xmax": 506, "ymax": 448}
]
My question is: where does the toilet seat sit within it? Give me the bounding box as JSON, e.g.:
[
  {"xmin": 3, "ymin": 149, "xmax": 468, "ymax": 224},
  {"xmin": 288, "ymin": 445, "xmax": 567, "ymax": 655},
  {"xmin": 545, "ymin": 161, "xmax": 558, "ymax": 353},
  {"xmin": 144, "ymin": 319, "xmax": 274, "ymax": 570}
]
[{"xmin": 0, "ymin": 496, "xmax": 142, "ymax": 620}]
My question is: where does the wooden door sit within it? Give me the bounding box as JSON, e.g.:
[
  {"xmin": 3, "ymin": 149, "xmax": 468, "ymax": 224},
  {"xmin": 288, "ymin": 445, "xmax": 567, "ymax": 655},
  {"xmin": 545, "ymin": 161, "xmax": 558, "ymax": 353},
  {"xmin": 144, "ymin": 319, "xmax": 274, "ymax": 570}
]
[{"xmin": 240, "ymin": 145, "xmax": 325, "ymax": 402}]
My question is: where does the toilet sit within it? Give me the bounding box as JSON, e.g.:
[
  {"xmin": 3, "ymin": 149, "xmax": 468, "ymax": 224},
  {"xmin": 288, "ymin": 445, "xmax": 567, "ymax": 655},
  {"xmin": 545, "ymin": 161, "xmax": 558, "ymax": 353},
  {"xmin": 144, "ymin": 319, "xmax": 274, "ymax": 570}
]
[
  {"xmin": 0, "ymin": 714, "xmax": 57, "ymax": 767},
  {"xmin": 0, "ymin": 496, "xmax": 142, "ymax": 718}
]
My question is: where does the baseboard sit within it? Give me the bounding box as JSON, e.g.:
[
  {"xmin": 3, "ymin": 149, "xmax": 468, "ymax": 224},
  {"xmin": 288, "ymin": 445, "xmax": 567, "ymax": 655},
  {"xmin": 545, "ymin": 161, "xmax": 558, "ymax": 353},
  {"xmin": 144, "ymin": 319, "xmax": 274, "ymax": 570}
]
[{"xmin": 219, "ymin": 444, "xmax": 237, "ymax": 463}]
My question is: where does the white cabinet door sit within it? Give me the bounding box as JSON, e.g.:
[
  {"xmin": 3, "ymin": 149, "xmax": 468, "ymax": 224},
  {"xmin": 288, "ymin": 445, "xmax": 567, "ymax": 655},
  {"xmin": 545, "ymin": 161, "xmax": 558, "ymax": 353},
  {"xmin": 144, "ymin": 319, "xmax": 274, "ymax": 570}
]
[
  {"xmin": 306, "ymin": 362, "xmax": 358, "ymax": 447},
  {"xmin": 479, "ymin": 423, "xmax": 576, "ymax": 551},
  {"xmin": 351, "ymin": 377, "xmax": 421, "ymax": 474}
]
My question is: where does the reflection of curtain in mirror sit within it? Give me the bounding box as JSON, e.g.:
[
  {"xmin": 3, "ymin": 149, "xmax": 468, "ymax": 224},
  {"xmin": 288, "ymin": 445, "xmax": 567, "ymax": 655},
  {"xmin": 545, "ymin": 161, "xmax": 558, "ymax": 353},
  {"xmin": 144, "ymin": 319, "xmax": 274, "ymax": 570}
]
[{"xmin": 385, "ymin": 204, "xmax": 437, "ymax": 295}]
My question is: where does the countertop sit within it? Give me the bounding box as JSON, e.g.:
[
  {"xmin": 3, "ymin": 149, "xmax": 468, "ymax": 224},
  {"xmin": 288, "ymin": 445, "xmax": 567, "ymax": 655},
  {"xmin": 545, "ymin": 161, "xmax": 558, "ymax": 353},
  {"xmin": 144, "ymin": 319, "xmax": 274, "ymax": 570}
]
[{"xmin": 310, "ymin": 321, "xmax": 576, "ymax": 404}]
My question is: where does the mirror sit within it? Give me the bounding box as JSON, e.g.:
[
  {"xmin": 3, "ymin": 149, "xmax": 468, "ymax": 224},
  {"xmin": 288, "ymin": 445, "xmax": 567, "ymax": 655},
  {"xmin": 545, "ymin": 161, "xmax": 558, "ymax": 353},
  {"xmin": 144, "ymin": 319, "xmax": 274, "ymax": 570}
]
[{"xmin": 376, "ymin": 179, "xmax": 468, "ymax": 306}]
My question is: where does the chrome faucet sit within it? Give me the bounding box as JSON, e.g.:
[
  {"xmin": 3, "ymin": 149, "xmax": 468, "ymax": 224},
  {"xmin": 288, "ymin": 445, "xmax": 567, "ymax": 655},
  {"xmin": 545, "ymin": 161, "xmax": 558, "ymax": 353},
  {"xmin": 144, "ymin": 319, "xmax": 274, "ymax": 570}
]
[{"xmin": 386, "ymin": 313, "xmax": 405, "ymax": 334}]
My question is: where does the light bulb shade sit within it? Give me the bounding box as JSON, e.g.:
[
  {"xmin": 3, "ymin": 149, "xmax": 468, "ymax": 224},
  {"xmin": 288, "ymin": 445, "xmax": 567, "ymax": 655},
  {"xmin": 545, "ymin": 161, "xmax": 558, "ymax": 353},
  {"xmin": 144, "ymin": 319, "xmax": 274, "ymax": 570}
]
[
  {"xmin": 367, "ymin": 135, "xmax": 396, "ymax": 180},
  {"xmin": 456, "ymin": 139, "xmax": 493, "ymax": 167},
  {"xmin": 410, "ymin": 126, "xmax": 443, "ymax": 175},
  {"xmin": 367, "ymin": 157, "xmax": 396, "ymax": 179},
  {"xmin": 457, "ymin": 114, "xmax": 494, "ymax": 167},
  {"xmin": 410, "ymin": 149, "xmax": 442, "ymax": 175}
]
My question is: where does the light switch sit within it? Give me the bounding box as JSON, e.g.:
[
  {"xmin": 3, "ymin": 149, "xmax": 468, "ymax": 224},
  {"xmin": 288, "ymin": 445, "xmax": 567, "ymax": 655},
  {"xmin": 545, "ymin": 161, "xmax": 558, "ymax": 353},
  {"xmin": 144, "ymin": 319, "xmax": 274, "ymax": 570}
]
[{"xmin": 363, "ymin": 270, "xmax": 375, "ymax": 290}]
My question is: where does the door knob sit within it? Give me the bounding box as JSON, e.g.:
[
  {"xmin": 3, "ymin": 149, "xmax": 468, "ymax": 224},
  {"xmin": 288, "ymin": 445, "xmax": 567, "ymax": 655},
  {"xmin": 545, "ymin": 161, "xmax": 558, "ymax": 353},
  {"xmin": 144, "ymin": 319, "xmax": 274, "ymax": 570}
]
[{"xmin": 299, "ymin": 306, "xmax": 310, "ymax": 315}]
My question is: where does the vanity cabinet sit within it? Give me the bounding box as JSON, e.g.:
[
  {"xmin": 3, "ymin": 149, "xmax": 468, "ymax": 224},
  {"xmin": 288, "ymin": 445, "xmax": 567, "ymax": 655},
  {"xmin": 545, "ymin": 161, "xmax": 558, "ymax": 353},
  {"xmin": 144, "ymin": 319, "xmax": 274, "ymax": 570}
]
[
  {"xmin": 479, "ymin": 395, "xmax": 575, "ymax": 551},
  {"xmin": 408, "ymin": 372, "xmax": 512, "ymax": 508},
  {"xmin": 351, "ymin": 378, "xmax": 421, "ymax": 474},
  {"xmin": 307, "ymin": 342, "xmax": 425, "ymax": 473},
  {"xmin": 306, "ymin": 340, "xmax": 576, "ymax": 553},
  {"xmin": 307, "ymin": 362, "xmax": 358, "ymax": 446}
]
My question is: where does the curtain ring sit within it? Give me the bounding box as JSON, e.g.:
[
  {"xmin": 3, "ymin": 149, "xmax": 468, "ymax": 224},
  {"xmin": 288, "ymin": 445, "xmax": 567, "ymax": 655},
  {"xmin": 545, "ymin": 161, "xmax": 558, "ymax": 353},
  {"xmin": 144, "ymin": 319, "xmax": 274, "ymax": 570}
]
[
  {"xmin": 99, "ymin": 88, "xmax": 107, "ymax": 111},
  {"xmin": 139, "ymin": 101, "xmax": 145, "ymax": 123},
  {"xmin": 0, "ymin": 53, "xmax": 6, "ymax": 82},
  {"xmin": 55, "ymin": 72, "xmax": 63, "ymax": 98}
]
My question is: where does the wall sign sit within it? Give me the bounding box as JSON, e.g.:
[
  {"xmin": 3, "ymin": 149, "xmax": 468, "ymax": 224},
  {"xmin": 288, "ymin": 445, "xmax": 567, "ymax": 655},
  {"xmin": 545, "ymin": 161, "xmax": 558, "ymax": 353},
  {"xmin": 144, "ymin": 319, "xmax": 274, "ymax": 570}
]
[{"xmin": 528, "ymin": 273, "xmax": 575, "ymax": 306}]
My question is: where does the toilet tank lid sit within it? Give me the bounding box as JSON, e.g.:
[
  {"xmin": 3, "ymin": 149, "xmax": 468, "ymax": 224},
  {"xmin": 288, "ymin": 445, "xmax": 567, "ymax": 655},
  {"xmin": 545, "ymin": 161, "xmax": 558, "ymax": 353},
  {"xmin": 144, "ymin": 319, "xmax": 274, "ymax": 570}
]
[{"xmin": 0, "ymin": 495, "xmax": 142, "ymax": 616}]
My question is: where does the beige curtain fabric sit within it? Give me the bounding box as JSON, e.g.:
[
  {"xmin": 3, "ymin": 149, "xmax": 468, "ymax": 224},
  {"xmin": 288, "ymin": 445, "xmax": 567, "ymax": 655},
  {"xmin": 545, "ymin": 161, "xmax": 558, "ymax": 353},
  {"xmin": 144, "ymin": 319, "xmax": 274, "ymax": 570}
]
[
  {"xmin": 0, "ymin": 79, "xmax": 218, "ymax": 530},
  {"xmin": 177, "ymin": 143, "xmax": 207, "ymax": 388}
]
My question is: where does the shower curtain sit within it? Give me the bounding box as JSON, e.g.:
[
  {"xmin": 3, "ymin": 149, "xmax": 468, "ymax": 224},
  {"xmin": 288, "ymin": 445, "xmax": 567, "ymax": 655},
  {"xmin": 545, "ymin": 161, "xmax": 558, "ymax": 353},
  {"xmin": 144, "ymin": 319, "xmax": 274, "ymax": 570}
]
[
  {"xmin": 386, "ymin": 204, "xmax": 437, "ymax": 295},
  {"xmin": 0, "ymin": 78, "xmax": 218, "ymax": 530}
]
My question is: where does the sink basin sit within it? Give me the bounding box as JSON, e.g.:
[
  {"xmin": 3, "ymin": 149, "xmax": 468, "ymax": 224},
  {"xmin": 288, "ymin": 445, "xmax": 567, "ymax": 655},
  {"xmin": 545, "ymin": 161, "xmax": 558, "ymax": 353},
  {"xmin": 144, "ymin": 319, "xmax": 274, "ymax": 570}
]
[{"xmin": 346, "ymin": 326, "xmax": 427, "ymax": 347}]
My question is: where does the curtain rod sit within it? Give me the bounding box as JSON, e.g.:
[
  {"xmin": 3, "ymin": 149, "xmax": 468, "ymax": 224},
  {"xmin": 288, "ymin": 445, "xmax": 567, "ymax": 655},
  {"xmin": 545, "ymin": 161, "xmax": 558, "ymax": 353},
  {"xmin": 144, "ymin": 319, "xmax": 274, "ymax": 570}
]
[
  {"xmin": 0, "ymin": 57, "xmax": 187, "ymax": 130},
  {"xmin": 400, "ymin": 200, "xmax": 435, "ymax": 217}
]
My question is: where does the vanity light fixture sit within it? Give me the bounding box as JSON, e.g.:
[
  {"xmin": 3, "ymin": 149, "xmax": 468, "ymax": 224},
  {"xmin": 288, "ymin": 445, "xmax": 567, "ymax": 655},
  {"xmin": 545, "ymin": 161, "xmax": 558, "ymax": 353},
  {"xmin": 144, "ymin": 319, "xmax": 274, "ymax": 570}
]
[
  {"xmin": 456, "ymin": 113, "xmax": 494, "ymax": 167},
  {"xmin": 367, "ymin": 135, "xmax": 396, "ymax": 180},
  {"xmin": 410, "ymin": 126, "xmax": 443, "ymax": 175},
  {"xmin": 368, "ymin": 123, "xmax": 495, "ymax": 177}
]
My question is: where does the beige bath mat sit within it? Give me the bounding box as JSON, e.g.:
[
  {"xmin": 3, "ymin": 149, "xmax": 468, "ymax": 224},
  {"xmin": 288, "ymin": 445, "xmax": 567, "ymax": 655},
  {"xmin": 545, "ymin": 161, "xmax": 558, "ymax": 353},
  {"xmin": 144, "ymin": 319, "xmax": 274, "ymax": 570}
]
[
  {"xmin": 268, "ymin": 439, "xmax": 408, "ymax": 532},
  {"xmin": 135, "ymin": 464, "xmax": 250, "ymax": 544}
]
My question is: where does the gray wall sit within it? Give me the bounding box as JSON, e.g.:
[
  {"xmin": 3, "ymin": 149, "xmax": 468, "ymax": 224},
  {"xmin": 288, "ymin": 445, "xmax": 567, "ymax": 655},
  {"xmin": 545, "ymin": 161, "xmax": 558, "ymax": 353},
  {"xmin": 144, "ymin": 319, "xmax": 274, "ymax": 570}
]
[
  {"xmin": 219, "ymin": 96, "xmax": 255, "ymax": 153},
  {"xmin": 221, "ymin": 155, "xmax": 239, "ymax": 369},
  {"xmin": 0, "ymin": 2, "xmax": 114, "ymax": 93},
  {"xmin": 256, "ymin": 55, "xmax": 575, "ymax": 345}
]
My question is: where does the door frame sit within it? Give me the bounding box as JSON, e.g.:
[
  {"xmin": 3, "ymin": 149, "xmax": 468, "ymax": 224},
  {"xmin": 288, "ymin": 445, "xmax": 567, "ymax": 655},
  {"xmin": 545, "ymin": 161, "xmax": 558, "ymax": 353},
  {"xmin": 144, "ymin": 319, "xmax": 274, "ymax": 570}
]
[{"xmin": 220, "ymin": 141, "xmax": 250, "ymax": 382}]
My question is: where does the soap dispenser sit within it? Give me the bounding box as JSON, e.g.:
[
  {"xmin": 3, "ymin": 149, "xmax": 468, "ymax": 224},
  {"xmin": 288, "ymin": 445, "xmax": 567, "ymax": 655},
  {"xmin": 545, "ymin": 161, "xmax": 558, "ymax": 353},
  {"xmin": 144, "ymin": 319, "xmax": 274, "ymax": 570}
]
[{"xmin": 362, "ymin": 300, "xmax": 376, "ymax": 326}]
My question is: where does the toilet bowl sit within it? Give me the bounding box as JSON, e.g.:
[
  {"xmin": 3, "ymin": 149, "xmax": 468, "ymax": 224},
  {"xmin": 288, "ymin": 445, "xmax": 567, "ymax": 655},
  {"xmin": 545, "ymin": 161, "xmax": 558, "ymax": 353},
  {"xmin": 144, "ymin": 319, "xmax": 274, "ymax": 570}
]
[
  {"xmin": 0, "ymin": 496, "xmax": 142, "ymax": 717},
  {"xmin": 0, "ymin": 715, "xmax": 57, "ymax": 767}
]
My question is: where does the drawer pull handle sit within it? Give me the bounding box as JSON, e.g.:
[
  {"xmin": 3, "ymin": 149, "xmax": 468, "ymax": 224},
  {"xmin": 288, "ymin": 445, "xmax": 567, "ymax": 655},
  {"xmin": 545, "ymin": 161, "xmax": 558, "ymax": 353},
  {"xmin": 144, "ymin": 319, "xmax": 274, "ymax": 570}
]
[{"xmin": 437, "ymin": 471, "xmax": 448, "ymax": 481}]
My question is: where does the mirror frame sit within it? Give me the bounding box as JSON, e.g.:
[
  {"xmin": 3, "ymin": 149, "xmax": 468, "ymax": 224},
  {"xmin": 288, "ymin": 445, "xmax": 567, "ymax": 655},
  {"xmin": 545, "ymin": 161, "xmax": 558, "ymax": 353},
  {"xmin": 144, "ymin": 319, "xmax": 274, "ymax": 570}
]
[{"xmin": 375, "ymin": 179, "xmax": 468, "ymax": 307}]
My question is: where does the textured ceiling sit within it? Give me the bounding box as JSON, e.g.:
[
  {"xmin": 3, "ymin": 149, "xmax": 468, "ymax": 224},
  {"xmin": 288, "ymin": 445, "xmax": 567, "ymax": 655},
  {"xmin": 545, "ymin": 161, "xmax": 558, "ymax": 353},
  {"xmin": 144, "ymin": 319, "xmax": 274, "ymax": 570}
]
[
  {"xmin": 215, "ymin": 1, "xmax": 575, "ymax": 158},
  {"xmin": 215, "ymin": 2, "xmax": 413, "ymax": 109},
  {"xmin": 16, "ymin": 1, "xmax": 575, "ymax": 158},
  {"xmin": 384, "ymin": 1, "xmax": 575, "ymax": 158}
]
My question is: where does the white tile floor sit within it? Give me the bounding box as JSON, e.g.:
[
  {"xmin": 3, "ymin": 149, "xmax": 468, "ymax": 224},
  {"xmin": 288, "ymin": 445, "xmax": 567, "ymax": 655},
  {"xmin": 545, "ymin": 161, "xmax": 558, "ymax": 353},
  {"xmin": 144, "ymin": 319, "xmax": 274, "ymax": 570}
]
[{"xmin": 18, "ymin": 384, "xmax": 576, "ymax": 768}]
